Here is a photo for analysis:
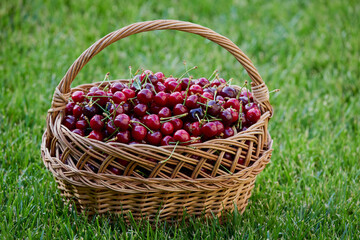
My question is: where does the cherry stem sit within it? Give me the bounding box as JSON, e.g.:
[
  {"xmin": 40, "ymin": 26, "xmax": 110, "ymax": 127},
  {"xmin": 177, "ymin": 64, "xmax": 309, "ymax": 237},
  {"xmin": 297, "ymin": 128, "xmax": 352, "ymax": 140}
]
[
  {"xmin": 98, "ymin": 72, "xmax": 110, "ymax": 89},
  {"xmin": 160, "ymin": 141, "xmax": 179, "ymax": 164},
  {"xmin": 173, "ymin": 66, "xmax": 198, "ymax": 93},
  {"xmin": 160, "ymin": 113, "xmax": 188, "ymax": 120},
  {"xmin": 208, "ymin": 69, "xmax": 218, "ymax": 81},
  {"xmin": 269, "ymin": 89, "xmax": 280, "ymax": 93},
  {"xmin": 236, "ymin": 104, "xmax": 243, "ymax": 129},
  {"xmin": 182, "ymin": 76, "xmax": 193, "ymax": 105},
  {"xmin": 130, "ymin": 120, "xmax": 154, "ymax": 134}
]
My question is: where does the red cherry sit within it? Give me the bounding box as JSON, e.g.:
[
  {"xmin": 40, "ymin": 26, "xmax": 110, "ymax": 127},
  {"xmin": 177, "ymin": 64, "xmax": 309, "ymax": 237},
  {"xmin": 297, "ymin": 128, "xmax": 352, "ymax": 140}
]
[
  {"xmin": 155, "ymin": 82, "xmax": 166, "ymax": 92},
  {"xmin": 238, "ymin": 157, "xmax": 245, "ymax": 165},
  {"xmin": 140, "ymin": 70, "xmax": 154, "ymax": 81},
  {"xmin": 106, "ymin": 120, "xmax": 117, "ymax": 135},
  {"xmin": 168, "ymin": 92, "xmax": 184, "ymax": 107},
  {"xmin": 240, "ymin": 89, "xmax": 253, "ymax": 100},
  {"xmin": 174, "ymin": 129, "xmax": 190, "ymax": 143},
  {"xmin": 161, "ymin": 136, "xmax": 175, "ymax": 146},
  {"xmin": 219, "ymin": 86, "xmax": 237, "ymax": 98},
  {"xmin": 185, "ymin": 95, "xmax": 199, "ymax": 109},
  {"xmin": 173, "ymin": 104, "xmax": 188, "ymax": 116},
  {"xmin": 239, "ymin": 96, "xmax": 249, "ymax": 106},
  {"xmin": 71, "ymin": 91, "xmax": 85, "ymax": 103},
  {"xmin": 189, "ymin": 121, "xmax": 201, "ymax": 136},
  {"xmin": 146, "ymin": 131, "xmax": 162, "ymax": 145},
  {"xmin": 197, "ymin": 77, "xmax": 210, "ymax": 87},
  {"xmin": 122, "ymin": 102, "xmax": 132, "ymax": 114},
  {"xmin": 133, "ymin": 103, "xmax": 148, "ymax": 117},
  {"xmin": 90, "ymin": 115, "xmax": 104, "ymax": 131},
  {"xmin": 65, "ymin": 102, "xmax": 75, "ymax": 115},
  {"xmin": 114, "ymin": 114, "xmax": 130, "ymax": 130},
  {"xmin": 130, "ymin": 117, "xmax": 141, "ymax": 128},
  {"xmin": 109, "ymin": 103, "xmax": 124, "ymax": 116},
  {"xmin": 108, "ymin": 166, "xmax": 121, "ymax": 175},
  {"xmin": 220, "ymin": 109, "xmax": 234, "ymax": 126},
  {"xmin": 171, "ymin": 118, "xmax": 183, "ymax": 131},
  {"xmin": 167, "ymin": 81, "xmax": 182, "ymax": 92},
  {"xmin": 189, "ymin": 84, "xmax": 203, "ymax": 95},
  {"xmin": 132, "ymin": 125, "xmax": 147, "ymax": 141},
  {"xmin": 219, "ymin": 78, "xmax": 226, "ymax": 84},
  {"xmin": 76, "ymin": 120, "xmax": 88, "ymax": 130},
  {"xmin": 143, "ymin": 114, "xmax": 160, "ymax": 130},
  {"xmin": 155, "ymin": 72, "xmax": 165, "ymax": 82},
  {"xmin": 63, "ymin": 115, "xmax": 76, "ymax": 130},
  {"xmin": 88, "ymin": 130, "xmax": 104, "ymax": 141},
  {"xmin": 224, "ymin": 98, "xmax": 240, "ymax": 111},
  {"xmin": 213, "ymin": 121, "xmax": 225, "ymax": 136},
  {"xmin": 142, "ymin": 82, "xmax": 156, "ymax": 93},
  {"xmin": 116, "ymin": 130, "xmax": 130, "ymax": 143},
  {"xmin": 246, "ymin": 107, "xmax": 261, "ymax": 124},
  {"xmin": 210, "ymin": 79, "xmax": 221, "ymax": 87},
  {"xmin": 164, "ymin": 77, "xmax": 176, "ymax": 88},
  {"xmin": 158, "ymin": 107, "xmax": 171, "ymax": 118},
  {"xmin": 224, "ymin": 127, "xmax": 234, "ymax": 138},
  {"xmin": 229, "ymin": 108, "xmax": 239, "ymax": 123},
  {"xmin": 201, "ymin": 92, "xmax": 214, "ymax": 100},
  {"xmin": 93, "ymin": 90, "xmax": 108, "ymax": 106},
  {"xmin": 110, "ymin": 82, "xmax": 126, "ymax": 94},
  {"xmin": 149, "ymin": 103, "xmax": 161, "ymax": 114},
  {"xmin": 113, "ymin": 91, "xmax": 127, "ymax": 104},
  {"xmin": 83, "ymin": 104, "xmax": 99, "ymax": 118},
  {"xmin": 137, "ymin": 89, "xmax": 153, "ymax": 104},
  {"xmin": 207, "ymin": 100, "xmax": 221, "ymax": 117},
  {"xmin": 215, "ymin": 95, "xmax": 224, "ymax": 102},
  {"xmin": 180, "ymin": 78, "xmax": 192, "ymax": 90},
  {"xmin": 201, "ymin": 122, "xmax": 218, "ymax": 138},
  {"xmin": 244, "ymin": 102, "xmax": 257, "ymax": 113},
  {"xmin": 121, "ymin": 88, "xmax": 135, "ymax": 99},
  {"xmin": 154, "ymin": 91, "xmax": 168, "ymax": 107},
  {"xmin": 160, "ymin": 122, "xmax": 174, "ymax": 135},
  {"xmin": 72, "ymin": 129, "xmax": 84, "ymax": 136},
  {"xmin": 72, "ymin": 104, "xmax": 83, "ymax": 118}
]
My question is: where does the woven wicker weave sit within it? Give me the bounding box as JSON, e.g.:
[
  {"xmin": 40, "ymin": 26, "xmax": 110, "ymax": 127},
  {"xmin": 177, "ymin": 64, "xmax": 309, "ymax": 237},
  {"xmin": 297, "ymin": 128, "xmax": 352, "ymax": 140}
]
[{"xmin": 41, "ymin": 20, "xmax": 273, "ymax": 221}]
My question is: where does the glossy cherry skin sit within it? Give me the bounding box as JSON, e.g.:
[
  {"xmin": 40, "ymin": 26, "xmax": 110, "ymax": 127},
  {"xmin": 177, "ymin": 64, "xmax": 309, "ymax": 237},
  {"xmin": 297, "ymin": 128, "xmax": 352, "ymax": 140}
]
[
  {"xmin": 88, "ymin": 130, "xmax": 104, "ymax": 141},
  {"xmin": 189, "ymin": 84, "xmax": 203, "ymax": 95},
  {"xmin": 146, "ymin": 131, "xmax": 162, "ymax": 145},
  {"xmin": 246, "ymin": 107, "xmax": 261, "ymax": 124},
  {"xmin": 65, "ymin": 102, "xmax": 75, "ymax": 115},
  {"xmin": 72, "ymin": 129, "xmax": 85, "ymax": 136},
  {"xmin": 149, "ymin": 103, "xmax": 161, "ymax": 114},
  {"xmin": 244, "ymin": 102, "xmax": 257, "ymax": 113},
  {"xmin": 173, "ymin": 104, "xmax": 188, "ymax": 116},
  {"xmin": 76, "ymin": 119, "xmax": 88, "ymax": 130},
  {"xmin": 142, "ymin": 83, "xmax": 156, "ymax": 93},
  {"xmin": 116, "ymin": 130, "xmax": 130, "ymax": 143},
  {"xmin": 122, "ymin": 88, "xmax": 135, "ymax": 99},
  {"xmin": 189, "ymin": 121, "xmax": 201, "ymax": 136},
  {"xmin": 130, "ymin": 117, "xmax": 141, "ymax": 128},
  {"xmin": 155, "ymin": 82, "xmax": 166, "ymax": 92},
  {"xmin": 122, "ymin": 102, "xmax": 132, "ymax": 114},
  {"xmin": 154, "ymin": 72, "xmax": 165, "ymax": 82},
  {"xmin": 206, "ymin": 100, "xmax": 221, "ymax": 116},
  {"xmin": 109, "ymin": 104, "xmax": 124, "ymax": 116},
  {"xmin": 131, "ymin": 125, "xmax": 147, "ymax": 141},
  {"xmin": 210, "ymin": 79, "xmax": 221, "ymax": 87},
  {"xmin": 93, "ymin": 90, "xmax": 108, "ymax": 106},
  {"xmin": 83, "ymin": 104, "xmax": 99, "ymax": 118},
  {"xmin": 160, "ymin": 122, "xmax": 174, "ymax": 135},
  {"xmin": 158, "ymin": 107, "xmax": 171, "ymax": 118},
  {"xmin": 223, "ymin": 126, "xmax": 234, "ymax": 138},
  {"xmin": 171, "ymin": 118, "xmax": 183, "ymax": 131},
  {"xmin": 180, "ymin": 78, "xmax": 192, "ymax": 90},
  {"xmin": 219, "ymin": 86, "xmax": 237, "ymax": 99},
  {"xmin": 133, "ymin": 103, "xmax": 148, "ymax": 117},
  {"xmin": 110, "ymin": 82, "xmax": 126, "ymax": 94},
  {"xmin": 161, "ymin": 136, "xmax": 175, "ymax": 146},
  {"xmin": 219, "ymin": 109, "xmax": 233, "ymax": 126},
  {"xmin": 201, "ymin": 122, "xmax": 218, "ymax": 138},
  {"xmin": 174, "ymin": 129, "xmax": 190, "ymax": 143},
  {"xmin": 90, "ymin": 115, "xmax": 104, "ymax": 131},
  {"xmin": 114, "ymin": 114, "xmax": 130, "ymax": 130},
  {"xmin": 229, "ymin": 108, "xmax": 239, "ymax": 123},
  {"xmin": 143, "ymin": 114, "xmax": 160, "ymax": 130},
  {"xmin": 168, "ymin": 92, "xmax": 184, "ymax": 107},
  {"xmin": 154, "ymin": 91, "xmax": 168, "ymax": 107},
  {"xmin": 108, "ymin": 166, "xmax": 122, "ymax": 175},
  {"xmin": 72, "ymin": 104, "xmax": 83, "ymax": 118},
  {"xmin": 224, "ymin": 98, "xmax": 240, "ymax": 112},
  {"xmin": 106, "ymin": 120, "xmax": 117, "ymax": 135},
  {"xmin": 185, "ymin": 95, "xmax": 199, "ymax": 109},
  {"xmin": 197, "ymin": 77, "xmax": 210, "ymax": 87},
  {"xmin": 166, "ymin": 81, "xmax": 182, "ymax": 92},
  {"xmin": 63, "ymin": 115, "xmax": 76, "ymax": 130},
  {"xmin": 71, "ymin": 91, "xmax": 85, "ymax": 103},
  {"xmin": 88, "ymin": 86, "xmax": 99, "ymax": 93},
  {"xmin": 188, "ymin": 108, "xmax": 204, "ymax": 122},
  {"xmin": 113, "ymin": 91, "xmax": 127, "ymax": 104},
  {"xmin": 213, "ymin": 121, "xmax": 225, "ymax": 136},
  {"xmin": 137, "ymin": 89, "xmax": 153, "ymax": 104}
]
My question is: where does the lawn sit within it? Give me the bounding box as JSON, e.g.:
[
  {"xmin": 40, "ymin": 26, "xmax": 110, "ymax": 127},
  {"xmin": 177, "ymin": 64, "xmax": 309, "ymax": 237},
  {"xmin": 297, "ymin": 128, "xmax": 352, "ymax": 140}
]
[{"xmin": 1, "ymin": 0, "xmax": 359, "ymax": 239}]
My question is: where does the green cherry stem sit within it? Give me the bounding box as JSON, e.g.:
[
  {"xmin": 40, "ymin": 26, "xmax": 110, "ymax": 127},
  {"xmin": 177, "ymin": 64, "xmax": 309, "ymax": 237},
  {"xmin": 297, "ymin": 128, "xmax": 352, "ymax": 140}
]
[
  {"xmin": 130, "ymin": 120, "xmax": 154, "ymax": 134},
  {"xmin": 160, "ymin": 141, "xmax": 179, "ymax": 164}
]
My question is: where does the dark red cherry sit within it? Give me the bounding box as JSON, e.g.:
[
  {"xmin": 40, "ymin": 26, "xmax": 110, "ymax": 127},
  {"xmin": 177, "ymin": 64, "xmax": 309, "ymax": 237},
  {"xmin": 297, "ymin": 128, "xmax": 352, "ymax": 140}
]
[
  {"xmin": 113, "ymin": 91, "xmax": 127, "ymax": 104},
  {"xmin": 122, "ymin": 88, "xmax": 135, "ymax": 99},
  {"xmin": 140, "ymin": 70, "xmax": 153, "ymax": 82},
  {"xmin": 158, "ymin": 107, "xmax": 171, "ymax": 118},
  {"xmin": 160, "ymin": 122, "xmax": 174, "ymax": 135},
  {"xmin": 210, "ymin": 79, "xmax": 221, "ymax": 87},
  {"xmin": 71, "ymin": 91, "xmax": 85, "ymax": 103},
  {"xmin": 132, "ymin": 125, "xmax": 147, "ymax": 141},
  {"xmin": 109, "ymin": 104, "xmax": 124, "ymax": 116},
  {"xmin": 149, "ymin": 103, "xmax": 161, "ymax": 114},
  {"xmin": 219, "ymin": 78, "xmax": 226, "ymax": 84},
  {"xmin": 173, "ymin": 104, "xmax": 188, "ymax": 116},
  {"xmin": 189, "ymin": 121, "xmax": 201, "ymax": 136},
  {"xmin": 246, "ymin": 107, "xmax": 261, "ymax": 124},
  {"xmin": 88, "ymin": 130, "xmax": 104, "ymax": 141},
  {"xmin": 72, "ymin": 128, "xmax": 84, "ymax": 136},
  {"xmin": 215, "ymin": 95, "xmax": 225, "ymax": 102},
  {"xmin": 130, "ymin": 117, "xmax": 141, "ymax": 128},
  {"xmin": 72, "ymin": 104, "xmax": 83, "ymax": 118},
  {"xmin": 161, "ymin": 136, "xmax": 175, "ymax": 146},
  {"xmin": 65, "ymin": 102, "xmax": 75, "ymax": 115},
  {"xmin": 142, "ymin": 82, "xmax": 156, "ymax": 93},
  {"xmin": 197, "ymin": 77, "xmax": 210, "ymax": 87},
  {"xmin": 114, "ymin": 114, "xmax": 130, "ymax": 130},
  {"xmin": 154, "ymin": 72, "xmax": 165, "ymax": 82},
  {"xmin": 244, "ymin": 102, "xmax": 257, "ymax": 113},
  {"xmin": 201, "ymin": 122, "xmax": 218, "ymax": 138},
  {"xmin": 122, "ymin": 102, "xmax": 132, "ymax": 114},
  {"xmin": 174, "ymin": 129, "xmax": 190, "ymax": 143},
  {"xmin": 167, "ymin": 81, "xmax": 182, "ymax": 92},
  {"xmin": 171, "ymin": 118, "xmax": 183, "ymax": 131},
  {"xmin": 83, "ymin": 104, "xmax": 99, "ymax": 118},
  {"xmin": 137, "ymin": 89, "xmax": 153, "ymax": 104},
  {"xmin": 223, "ymin": 127, "xmax": 234, "ymax": 138},
  {"xmin": 240, "ymin": 89, "xmax": 253, "ymax": 100},
  {"xmin": 185, "ymin": 95, "xmax": 199, "ymax": 109},
  {"xmin": 219, "ymin": 86, "xmax": 237, "ymax": 98},
  {"xmin": 154, "ymin": 91, "xmax": 168, "ymax": 107},
  {"xmin": 110, "ymin": 82, "xmax": 126, "ymax": 94},
  {"xmin": 155, "ymin": 82, "xmax": 166, "ymax": 92},
  {"xmin": 63, "ymin": 115, "xmax": 76, "ymax": 130},
  {"xmin": 239, "ymin": 96, "xmax": 249, "ymax": 106},
  {"xmin": 93, "ymin": 90, "xmax": 108, "ymax": 106},
  {"xmin": 189, "ymin": 84, "xmax": 203, "ymax": 95},
  {"xmin": 213, "ymin": 121, "xmax": 225, "ymax": 136},
  {"xmin": 133, "ymin": 103, "xmax": 148, "ymax": 117},
  {"xmin": 89, "ymin": 86, "xmax": 99, "ymax": 93},
  {"xmin": 146, "ymin": 131, "xmax": 162, "ymax": 145},
  {"xmin": 203, "ymin": 87, "xmax": 216, "ymax": 95},
  {"xmin": 116, "ymin": 130, "xmax": 130, "ymax": 143},
  {"xmin": 76, "ymin": 119, "xmax": 88, "ymax": 130},
  {"xmin": 224, "ymin": 98, "xmax": 240, "ymax": 111},
  {"xmin": 220, "ymin": 109, "xmax": 233, "ymax": 126},
  {"xmin": 180, "ymin": 78, "xmax": 192, "ymax": 90},
  {"xmin": 168, "ymin": 92, "xmax": 184, "ymax": 107},
  {"xmin": 188, "ymin": 108, "xmax": 204, "ymax": 122},
  {"xmin": 90, "ymin": 115, "xmax": 104, "ymax": 131},
  {"xmin": 108, "ymin": 166, "xmax": 121, "ymax": 175},
  {"xmin": 207, "ymin": 100, "xmax": 221, "ymax": 116},
  {"xmin": 241, "ymin": 126, "xmax": 248, "ymax": 132},
  {"xmin": 229, "ymin": 108, "xmax": 239, "ymax": 123},
  {"xmin": 106, "ymin": 120, "xmax": 117, "ymax": 135},
  {"xmin": 143, "ymin": 114, "xmax": 160, "ymax": 130}
]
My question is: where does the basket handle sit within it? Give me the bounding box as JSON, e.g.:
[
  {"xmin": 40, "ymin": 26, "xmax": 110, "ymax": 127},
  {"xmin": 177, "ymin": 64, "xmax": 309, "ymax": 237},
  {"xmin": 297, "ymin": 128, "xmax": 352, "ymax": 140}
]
[{"xmin": 51, "ymin": 20, "xmax": 272, "ymax": 114}]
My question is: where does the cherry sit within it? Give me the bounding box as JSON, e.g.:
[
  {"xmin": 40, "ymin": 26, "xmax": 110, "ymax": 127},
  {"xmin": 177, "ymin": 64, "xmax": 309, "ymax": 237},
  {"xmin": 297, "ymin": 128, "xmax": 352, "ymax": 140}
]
[
  {"xmin": 160, "ymin": 122, "xmax": 174, "ymax": 135},
  {"xmin": 63, "ymin": 115, "xmax": 76, "ymax": 130},
  {"xmin": 189, "ymin": 121, "xmax": 201, "ymax": 136},
  {"xmin": 90, "ymin": 115, "xmax": 104, "ymax": 131},
  {"xmin": 106, "ymin": 120, "xmax": 117, "ymax": 135},
  {"xmin": 158, "ymin": 107, "xmax": 171, "ymax": 118},
  {"xmin": 223, "ymin": 126, "xmax": 234, "ymax": 138},
  {"xmin": 185, "ymin": 95, "xmax": 199, "ymax": 109},
  {"xmin": 72, "ymin": 129, "xmax": 84, "ymax": 136},
  {"xmin": 83, "ymin": 104, "xmax": 99, "ymax": 118},
  {"xmin": 110, "ymin": 82, "xmax": 126, "ymax": 94},
  {"xmin": 114, "ymin": 114, "xmax": 130, "ymax": 130},
  {"xmin": 109, "ymin": 104, "xmax": 124, "ymax": 116},
  {"xmin": 88, "ymin": 130, "xmax": 104, "ymax": 141},
  {"xmin": 203, "ymin": 87, "xmax": 216, "ymax": 95},
  {"xmin": 76, "ymin": 119, "xmax": 88, "ymax": 130},
  {"xmin": 72, "ymin": 104, "xmax": 83, "ymax": 118},
  {"xmin": 215, "ymin": 95, "xmax": 225, "ymax": 102},
  {"xmin": 93, "ymin": 90, "xmax": 108, "ymax": 106},
  {"xmin": 112, "ymin": 91, "xmax": 126, "ymax": 104},
  {"xmin": 140, "ymin": 70, "xmax": 153, "ymax": 82},
  {"xmin": 171, "ymin": 118, "xmax": 183, "ymax": 131},
  {"xmin": 167, "ymin": 81, "xmax": 182, "ymax": 92},
  {"xmin": 154, "ymin": 72, "xmax": 165, "ymax": 82},
  {"xmin": 239, "ymin": 96, "xmax": 249, "ymax": 106},
  {"xmin": 122, "ymin": 102, "xmax": 132, "ymax": 113},
  {"xmin": 142, "ymin": 82, "xmax": 156, "ymax": 93},
  {"xmin": 146, "ymin": 131, "xmax": 162, "ymax": 145},
  {"xmin": 244, "ymin": 102, "xmax": 257, "ymax": 113},
  {"xmin": 206, "ymin": 100, "xmax": 221, "ymax": 116},
  {"xmin": 246, "ymin": 107, "xmax": 261, "ymax": 124},
  {"xmin": 197, "ymin": 77, "xmax": 209, "ymax": 87},
  {"xmin": 143, "ymin": 114, "xmax": 160, "ymax": 130},
  {"xmin": 164, "ymin": 77, "xmax": 176, "ymax": 87},
  {"xmin": 174, "ymin": 129, "xmax": 190, "ymax": 143},
  {"xmin": 189, "ymin": 84, "xmax": 203, "ymax": 95},
  {"xmin": 213, "ymin": 121, "xmax": 225, "ymax": 136},
  {"xmin": 161, "ymin": 136, "xmax": 175, "ymax": 146},
  {"xmin": 154, "ymin": 91, "xmax": 168, "ymax": 107},
  {"xmin": 229, "ymin": 108, "xmax": 239, "ymax": 123},
  {"xmin": 155, "ymin": 82, "xmax": 166, "ymax": 92},
  {"xmin": 239, "ymin": 112, "xmax": 248, "ymax": 127},
  {"xmin": 130, "ymin": 117, "xmax": 141, "ymax": 128},
  {"xmin": 201, "ymin": 122, "xmax": 218, "ymax": 138},
  {"xmin": 168, "ymin": 92, "xmax": 184, "ymax": 107},
  {"xmin": 71, "ymin": 91, "xmax": 85, "ymax": 103},
  {"xmin": 238, "ymin": 157, "xmax": 245, "ymax": 165},
  {"xmin": 88, "ymin": 86, "xmax": 99, "ymax": 93},
  {"xmin": 116, "ymin": 130, "xmax": 130, "ymax": 143},
  {"xmin": 133, "ymin": 103, "xmax": 148, "ymax": 117},
  {"xmin": 108, "ymin": 166, "xmax": 122, "ymax": 175},
  {"xmin": 137, "ymin": 89, "xmax": 153, "ymax": 104},
  {"xmin": 241, "ymin": 126, "xmax": 248, "ymax": 131},
  {"xmin": 240, "ymin": 89, "xmax": 253, "ymax": 100},
  {"xmin": 149, "ymin": 103, "xmax": 161, "ymax": 114},
  {"xmin": 220, "ymin": 109, "xmax": 233, "ymax": 126},
  {"xmin": 180, "ymin": 78, "xmax": 192, "ymax": 90},
  {"xmin": 219, "ymin": 78, "xmax": 226, "ymax": 84},
  {"xmin": 210, "ymin": 79, "xmax": 221, "ymax": 87},
  {"xmin": 131, "ymin": 125, "xmax": 147, "ymax": 141},
  {"xmin": 65, "ymin": 102, "xmax": 75, "ymax": 115},
  {"xmin": 148, "ymin": 75, "xmax": 159, "ymax": 84},
  {"xmin": 202, "ymin": 91, "xmax": 214, "ymax": 100},
  {"xmin": 189, "ymin": 108, "xmax": 204, "ymax": 122},
  {"xmin": 219, "ymin": 86, "xmax": 237, "ymax": 98},
  {"xmin": 224, "ymin": 98, "xmax": 240, "ymax": 112},
  {"xmin": 173, "ymin": 104, "xmax": 188, "ymax": 116}
]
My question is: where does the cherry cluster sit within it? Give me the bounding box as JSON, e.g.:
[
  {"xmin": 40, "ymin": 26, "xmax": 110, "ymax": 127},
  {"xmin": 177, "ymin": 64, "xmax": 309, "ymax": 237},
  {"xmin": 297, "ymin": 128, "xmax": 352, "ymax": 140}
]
[{"xmin": 62, "ymin": 70, "xmax": 261, "ymax": 147}]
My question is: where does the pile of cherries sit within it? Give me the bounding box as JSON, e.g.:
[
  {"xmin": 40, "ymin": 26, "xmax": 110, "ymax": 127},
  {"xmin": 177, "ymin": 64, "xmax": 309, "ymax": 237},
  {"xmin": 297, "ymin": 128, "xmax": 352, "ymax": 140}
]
[{"xmin": 62, "ymin": 70, "xmax": 261, "ymax": 147}]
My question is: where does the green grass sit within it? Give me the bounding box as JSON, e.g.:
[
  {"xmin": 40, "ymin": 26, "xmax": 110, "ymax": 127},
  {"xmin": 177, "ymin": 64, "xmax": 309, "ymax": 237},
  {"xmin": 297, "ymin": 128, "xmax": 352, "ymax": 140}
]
[{"xmin": 1, "ymin": 0, "xmax": 359, "ymax": 239}]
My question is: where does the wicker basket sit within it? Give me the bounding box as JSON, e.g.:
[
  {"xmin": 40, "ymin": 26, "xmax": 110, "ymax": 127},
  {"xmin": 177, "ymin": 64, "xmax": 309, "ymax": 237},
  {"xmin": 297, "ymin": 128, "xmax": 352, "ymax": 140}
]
[{"xmin": 41, "ymin": 20, "xmax": 273, "ymax": 222}]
